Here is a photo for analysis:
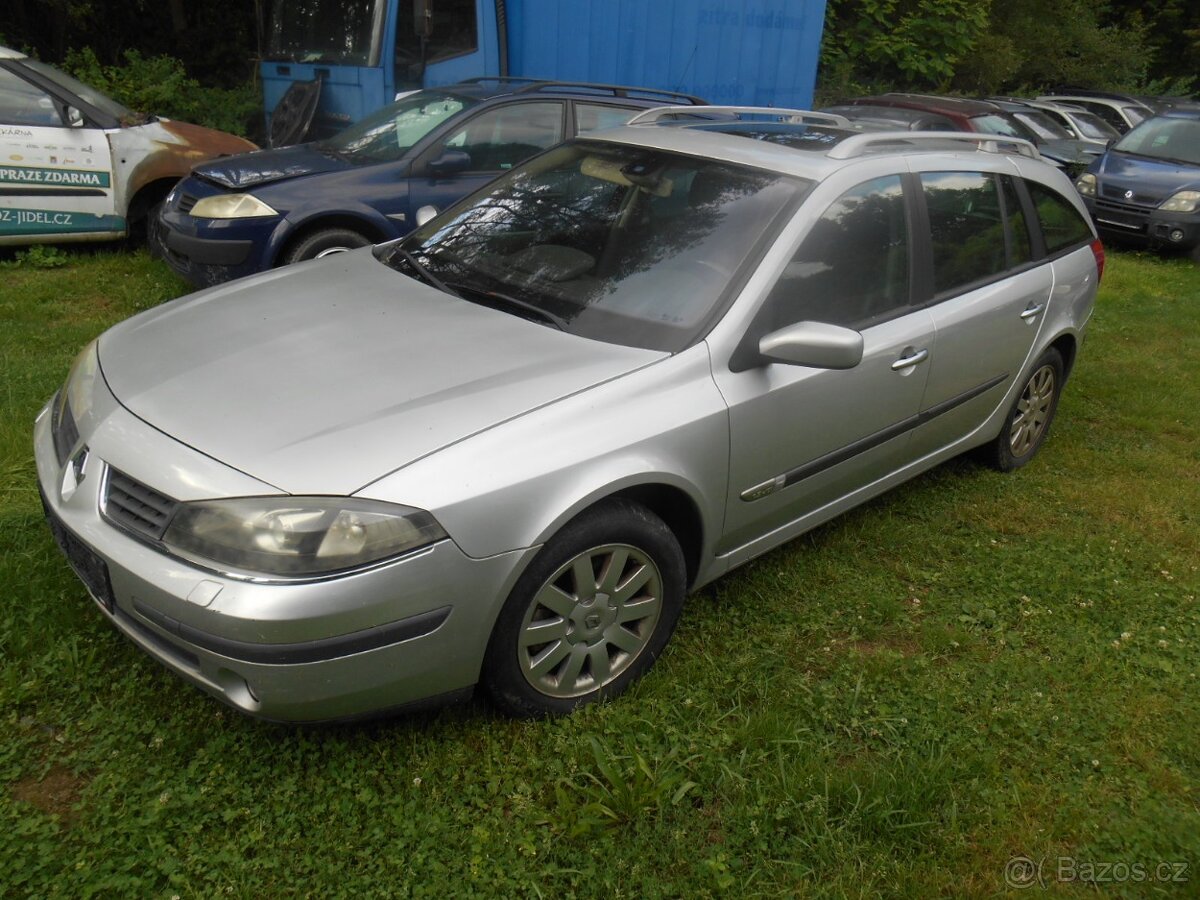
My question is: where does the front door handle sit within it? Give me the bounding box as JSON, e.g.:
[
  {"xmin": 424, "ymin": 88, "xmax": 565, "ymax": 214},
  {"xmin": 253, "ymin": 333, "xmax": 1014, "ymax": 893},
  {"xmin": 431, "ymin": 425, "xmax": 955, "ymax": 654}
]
[
  {"xmin": 1020, "ymin": 302, "xmax": 1045, "ymax": 320},
  {"xmin": 891, "ymin": 348, "xmax": 929, "ymax": 370}
]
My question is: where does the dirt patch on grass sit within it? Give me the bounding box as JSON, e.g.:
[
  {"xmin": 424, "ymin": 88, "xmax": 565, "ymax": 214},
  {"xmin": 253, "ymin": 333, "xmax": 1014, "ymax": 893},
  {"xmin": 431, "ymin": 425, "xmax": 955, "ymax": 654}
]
[
  {"xmin": 10, "ymin": 764, "xmax": 86, "ymax": 825},
  {"xmin": 850, "ymin": 634, "xmax": 921, "ymax": 656}
]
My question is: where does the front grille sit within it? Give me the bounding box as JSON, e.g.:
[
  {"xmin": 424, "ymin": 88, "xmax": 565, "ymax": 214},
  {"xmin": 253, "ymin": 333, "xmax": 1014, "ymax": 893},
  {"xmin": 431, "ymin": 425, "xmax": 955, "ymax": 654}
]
[
  {"xmin": 50, "ymin": 393, "xmax": 80, "ymax": 467},
  {"xmin": 103, "ymin": 468, "xmax": 180, "ymax": 541},
  {"xmin": 177, "ymin": 193, "xmax": 198, "ymax": 214},
  {"xmin": 1099, "ymin": 185, "xmax": 1157, "ymax": 207},
  {"xmin": 1095, "ymin": 198, "xmax": 1150, "ymax": 218}
]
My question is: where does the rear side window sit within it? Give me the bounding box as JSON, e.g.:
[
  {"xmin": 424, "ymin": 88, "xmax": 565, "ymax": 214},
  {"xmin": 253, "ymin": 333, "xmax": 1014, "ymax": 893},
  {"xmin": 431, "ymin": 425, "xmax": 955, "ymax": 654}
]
[
  {"xmin": 1027, "ymin": 182, "xmax": 1092, "ymax": 253},
  {"xmin": 921, "ymin": 171, "xmax": 1006, "ymax": 294},
  {"xmin": 764, "ymin": 175, "xmax": 909, "ymax": 329}
]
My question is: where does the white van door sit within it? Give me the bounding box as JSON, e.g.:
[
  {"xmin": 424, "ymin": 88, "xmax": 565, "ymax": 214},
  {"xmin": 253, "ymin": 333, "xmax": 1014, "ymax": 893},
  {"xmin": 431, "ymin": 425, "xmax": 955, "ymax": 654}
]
[{"xmin": 0, "ymin": 65, "xmax": 120, "ymax": 243}]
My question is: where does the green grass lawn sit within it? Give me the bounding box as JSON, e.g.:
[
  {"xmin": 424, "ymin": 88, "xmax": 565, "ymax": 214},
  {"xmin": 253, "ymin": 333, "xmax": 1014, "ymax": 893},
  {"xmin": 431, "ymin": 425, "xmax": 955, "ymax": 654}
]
[{"xmin": 1, "ymin": 246, "xmax": 1197, "ymax": 897}]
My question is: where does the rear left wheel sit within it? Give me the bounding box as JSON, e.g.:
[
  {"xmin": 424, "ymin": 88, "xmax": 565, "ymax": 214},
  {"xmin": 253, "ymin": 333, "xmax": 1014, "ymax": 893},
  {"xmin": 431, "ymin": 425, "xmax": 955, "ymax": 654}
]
[
  {"xmin": 981, "ymin": 347, "xmax": 1064, "ymax": 472},
  {"xmin": 482, "ymin": 499, "xmax": 686, "ymax": 718}
]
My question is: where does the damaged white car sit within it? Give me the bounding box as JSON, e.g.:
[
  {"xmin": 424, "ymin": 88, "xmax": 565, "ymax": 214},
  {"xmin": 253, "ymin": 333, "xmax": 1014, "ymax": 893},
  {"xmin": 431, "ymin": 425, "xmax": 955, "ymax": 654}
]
[{"xmin": 0, "ymin": 45, "xmax": 255, "ymax": 245}]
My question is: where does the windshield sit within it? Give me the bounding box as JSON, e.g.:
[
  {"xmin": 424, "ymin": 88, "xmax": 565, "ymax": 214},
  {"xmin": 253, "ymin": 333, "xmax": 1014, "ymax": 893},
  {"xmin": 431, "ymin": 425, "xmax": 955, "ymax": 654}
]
[
  {"xmin": 1114, "ymin": 117, "xmax": 1200, "ymax": 166},
  {"xmin": 317, "ymin": 91, "xmax": 475, "ymax": 162},
  {"xmin": 1123, "ymin": 107, "xmax": 1149, "ymax": 128},
  {"xmin": 1070, "ymin": 111, "xmax": 1119, "ymax": 141},
  {"xmin": 19, "ymin": 58, "xmax": 134, "ymax": 122},
  {"xmin": 378, "ymin": 141, "xmax": 807, "ymax": 351},
  {"xmin": 971, "ymin": 114, "xmax": 1035, "ymax": 141},
  {"xmin": 1011, "ymin": 110, "xmax": 1071, "ymax": 141},
  {"xmin": 267, "ymin": 0, "xmax": 385, "ymax": 65}
]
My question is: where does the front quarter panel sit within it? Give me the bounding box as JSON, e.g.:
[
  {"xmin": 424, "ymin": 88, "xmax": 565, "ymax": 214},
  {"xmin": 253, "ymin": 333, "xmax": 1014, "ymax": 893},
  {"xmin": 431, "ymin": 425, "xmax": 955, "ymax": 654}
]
[
  {"xmin": 356, "ymin": 344, "xmax": 730, "ymax": 572},
  {"xmin": 110, "ymin": 120, "xmax": 256, "ymax": 213}
]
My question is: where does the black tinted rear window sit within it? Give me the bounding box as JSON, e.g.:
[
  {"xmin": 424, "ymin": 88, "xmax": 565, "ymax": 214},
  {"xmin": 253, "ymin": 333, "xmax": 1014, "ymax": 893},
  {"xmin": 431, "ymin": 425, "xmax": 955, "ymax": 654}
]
[{"xmin": 1028, "ymin": 182, "xmax": 1092, "ymax": 253}]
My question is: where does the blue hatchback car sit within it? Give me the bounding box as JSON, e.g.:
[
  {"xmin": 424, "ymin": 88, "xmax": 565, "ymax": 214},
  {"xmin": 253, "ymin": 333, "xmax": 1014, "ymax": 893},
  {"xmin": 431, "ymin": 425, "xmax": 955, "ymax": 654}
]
[
  {"xmin": 1075, "ymin": 111, "xmax": 1200, "ymax": 257},
  {"xmin": 157, "ymin": 80, "xmax": 704, "ymax": 285}
]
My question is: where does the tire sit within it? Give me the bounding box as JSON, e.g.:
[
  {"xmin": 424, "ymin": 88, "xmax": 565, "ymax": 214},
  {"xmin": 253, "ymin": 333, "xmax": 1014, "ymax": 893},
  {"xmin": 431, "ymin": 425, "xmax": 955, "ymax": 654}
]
[
  {"xmin": 482, "ymin": 499, "xmax": 686, "ymax": 718},
  {"xmin": 981, "ymin": 347, "xmax": 1065, "ymax": 472},
  {"xmin": 144, "ymin": 199, "xmax": 167, "ymax": 259},
  {"xmin": 283, "ymin": 227, "xmax": 371, "ymax": 264}
]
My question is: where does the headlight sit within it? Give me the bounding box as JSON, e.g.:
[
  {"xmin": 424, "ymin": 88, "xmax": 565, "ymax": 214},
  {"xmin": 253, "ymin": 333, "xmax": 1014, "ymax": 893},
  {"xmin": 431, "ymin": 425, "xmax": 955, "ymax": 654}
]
[
  {"xmin": 189, "ymin": 193, "xmax": 278, "ymax": 219},
  {"xmin": 1159, "ymin": 190, "xmax": 1200, "ymax": 213},
  {"xmin": 162, "ymin": 497, "xmax": 446, "ymax": 578},
  {"xmin": 1075, "ymin": 173, "xmax": 1097, "ymax": 197},
  {"xmin": 61, "ymin": 338, "xmax": 100, "ymax": 423}
]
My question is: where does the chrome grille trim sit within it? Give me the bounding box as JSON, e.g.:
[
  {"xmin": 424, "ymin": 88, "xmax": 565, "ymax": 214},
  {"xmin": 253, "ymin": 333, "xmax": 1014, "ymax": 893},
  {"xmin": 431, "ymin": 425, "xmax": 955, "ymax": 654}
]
[{"xmin": 102, "ymin": 467, "xmax": 180, "ymax": 541}]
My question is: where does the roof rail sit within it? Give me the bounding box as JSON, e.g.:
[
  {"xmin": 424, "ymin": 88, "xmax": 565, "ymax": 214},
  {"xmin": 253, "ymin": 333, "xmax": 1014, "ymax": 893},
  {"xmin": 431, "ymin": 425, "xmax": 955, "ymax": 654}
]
[
  {"xmin": 455, "ymin": 76, "xmax": 705, "ymax": 105},
  {"xmin": 626, "ymin": 105, "xmax": 850, "ymax": 127},
  {"xmin": 826, "ymin": 131, "xmax": 1041, "ymax": 160}
]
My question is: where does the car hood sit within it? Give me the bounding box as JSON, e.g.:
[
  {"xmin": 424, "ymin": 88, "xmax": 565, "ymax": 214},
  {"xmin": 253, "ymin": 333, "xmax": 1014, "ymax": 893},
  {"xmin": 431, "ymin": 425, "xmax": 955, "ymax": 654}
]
[
  {"xmin": 98, "ymin": 249, "xmax": 665, "ymax": 496},
  {"xmin": 1037, "ymin": 138, "xmax": 1099, "ymax": 165},
  {"xmin": 1094, "ymin": 151, "xmax": 1200, "ymax": 206},
  {"xmin": 192, "ymin": 143, "xmax": 352, "ymax": 189}
]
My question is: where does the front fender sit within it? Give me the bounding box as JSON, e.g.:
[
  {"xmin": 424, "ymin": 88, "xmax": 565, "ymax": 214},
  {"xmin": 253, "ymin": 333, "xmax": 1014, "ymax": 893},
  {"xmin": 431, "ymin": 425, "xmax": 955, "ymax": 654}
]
[
  {"xmin": 356, "ymin": 345, "xmax": 730, "ymax": 567},
  {"xmin": 264, "ymin": 203, "xmax": 401, "ymax": 267}
]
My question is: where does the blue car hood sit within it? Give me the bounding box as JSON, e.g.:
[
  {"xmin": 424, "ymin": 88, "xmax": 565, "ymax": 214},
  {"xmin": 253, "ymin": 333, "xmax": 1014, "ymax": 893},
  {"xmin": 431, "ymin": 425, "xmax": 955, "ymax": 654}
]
[
  {"xmin": 1096, "ymin": 152, "xmax": 1200, "ymax": 205},
  {"xmin": 192, "ymin": 143, "xmax": 352, "ymax": 190}
]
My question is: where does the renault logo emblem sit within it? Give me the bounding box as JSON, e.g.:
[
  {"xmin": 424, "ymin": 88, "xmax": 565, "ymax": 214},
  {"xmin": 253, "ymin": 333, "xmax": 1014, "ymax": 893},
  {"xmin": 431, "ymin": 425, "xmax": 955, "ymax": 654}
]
[{"xmin": 1124, "ymin": 190, "xmax": 1134, "ymax": 199}]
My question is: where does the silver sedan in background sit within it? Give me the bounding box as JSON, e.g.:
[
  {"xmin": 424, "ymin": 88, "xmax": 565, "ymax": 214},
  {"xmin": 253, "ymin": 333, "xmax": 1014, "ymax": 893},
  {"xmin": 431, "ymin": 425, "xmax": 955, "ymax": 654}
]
[{"xmin": 36, "ymin": 111, "xmax": 1101, "ymax": 721}]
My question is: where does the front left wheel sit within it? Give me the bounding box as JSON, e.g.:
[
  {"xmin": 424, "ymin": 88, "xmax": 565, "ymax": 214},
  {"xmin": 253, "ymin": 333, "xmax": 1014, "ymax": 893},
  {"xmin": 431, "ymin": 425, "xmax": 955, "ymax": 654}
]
[
  {"xmin": 482, "ymin": 499, "xmax": 686, "ymax": 718},
  {"xmin": 284, "ymin": 227, "xmax": 371, "ymax": 264}
]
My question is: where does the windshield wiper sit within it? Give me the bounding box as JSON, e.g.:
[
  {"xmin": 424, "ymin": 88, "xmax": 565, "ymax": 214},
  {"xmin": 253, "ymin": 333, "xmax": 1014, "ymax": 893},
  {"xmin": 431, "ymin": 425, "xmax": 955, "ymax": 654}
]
[
  {"xmin": 385, "ymin": 247, "xmax": 460, "ymax": 298},
  {"xmin": 445, "ymin": 281, "xmax": 568, "ymax": 331}
]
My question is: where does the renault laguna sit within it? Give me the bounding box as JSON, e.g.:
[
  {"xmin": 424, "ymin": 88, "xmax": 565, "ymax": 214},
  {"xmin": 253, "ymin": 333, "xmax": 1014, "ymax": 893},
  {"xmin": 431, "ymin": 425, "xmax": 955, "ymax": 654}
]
[{"xmin": 36, "ymin": 109, "xmax": 1101, "ymax": 721}]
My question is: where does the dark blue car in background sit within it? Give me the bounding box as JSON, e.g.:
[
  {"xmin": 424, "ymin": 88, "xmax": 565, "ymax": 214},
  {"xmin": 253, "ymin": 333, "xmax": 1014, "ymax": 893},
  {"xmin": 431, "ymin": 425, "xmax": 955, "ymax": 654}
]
[
  {"xmin": 157, "ymin": 79, "xmax": 704, "ymax": 285},
  {"xmin": 1075, "ymin": 111, "xmax": 1200, "ymax": 258}
]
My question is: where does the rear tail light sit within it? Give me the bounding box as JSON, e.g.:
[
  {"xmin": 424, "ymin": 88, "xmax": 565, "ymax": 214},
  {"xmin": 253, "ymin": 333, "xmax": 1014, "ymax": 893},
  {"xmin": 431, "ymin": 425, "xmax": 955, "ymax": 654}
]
[{"xmin": 1090, "ymin": 238, "xmax": 1105, "ymax": 283}]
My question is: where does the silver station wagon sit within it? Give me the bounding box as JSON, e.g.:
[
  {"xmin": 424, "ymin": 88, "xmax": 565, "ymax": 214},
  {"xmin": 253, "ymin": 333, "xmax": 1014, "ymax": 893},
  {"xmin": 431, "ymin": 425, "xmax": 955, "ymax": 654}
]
[{"xmin": 36, "ymin": 108, "xmax": 1102, "ymax": 721}]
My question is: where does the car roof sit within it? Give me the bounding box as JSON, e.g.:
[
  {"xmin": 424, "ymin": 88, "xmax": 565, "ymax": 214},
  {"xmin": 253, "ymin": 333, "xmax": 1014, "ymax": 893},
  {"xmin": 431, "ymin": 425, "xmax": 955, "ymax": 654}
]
[
  {"xmin": 585, "ymin": 108, "xmax": 1046, "ymax": 182},
  {"xmin": 0, "ymin": 45, "xmax": 28, "ymax": 60},
  {"xmin": 822, "ymin": 104, "xmax": 950, "ymax": 127},
  {"xmin": 995, "ymin": 97, "xmax": 1092, "ymax": 115},
  {"xmin": 438, "ymin": 77, "xmax": 705, "ymax": 107},
  {"xmin": 850, "ymin": 93, "xmax": 1001, "ymax": 117}
]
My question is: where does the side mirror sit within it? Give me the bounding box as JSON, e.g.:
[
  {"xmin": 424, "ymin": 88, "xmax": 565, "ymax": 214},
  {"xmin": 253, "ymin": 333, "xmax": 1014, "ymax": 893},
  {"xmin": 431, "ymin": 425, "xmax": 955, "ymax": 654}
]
[
  {"xmin": 66, "ymin": 105, "xmax": 85, "ymax": 128},
  {"xmin": 414, "ymin": 0, "xmax": 432, "ymax": 38},
  {"xmin": 427, "ymin": 149, "xmax": 471, "ymax": 177},
  {"xmin": 758, "ymin": 321, "xmax": 864, "ymax": 370},
  {"xmin": 415, "ymin": 205, "xmax": 438, "ymax": 226}
]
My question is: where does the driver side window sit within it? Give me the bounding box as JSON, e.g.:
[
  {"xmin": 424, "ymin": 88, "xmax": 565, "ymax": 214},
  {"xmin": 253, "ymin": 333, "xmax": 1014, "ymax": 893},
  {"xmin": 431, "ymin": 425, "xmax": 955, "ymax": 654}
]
[
  {"xmin": 0, "ymin": 67, "xmax": 63, "ymax": 127},
  {"xmin": 763, "ymin": 175, "xmax": 910, "ymax": 331},
  {"xmin": 432, "ymin": 102, "xmax": 564, "ymax": 172}
]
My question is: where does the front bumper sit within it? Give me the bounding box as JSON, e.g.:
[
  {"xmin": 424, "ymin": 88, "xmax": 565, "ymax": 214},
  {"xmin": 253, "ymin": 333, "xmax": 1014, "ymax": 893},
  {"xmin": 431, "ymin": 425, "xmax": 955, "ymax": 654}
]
[
  {"xmin": 1084, "ymin": 196, "xmax": 1200, "ymax": 250},
  {"xmin": 34, "ymin": 393, "xmax": 534, "ymax": 723},
  {"xmin": 157, "ymin": 182, "xmax": 279, "ymax": 286}
]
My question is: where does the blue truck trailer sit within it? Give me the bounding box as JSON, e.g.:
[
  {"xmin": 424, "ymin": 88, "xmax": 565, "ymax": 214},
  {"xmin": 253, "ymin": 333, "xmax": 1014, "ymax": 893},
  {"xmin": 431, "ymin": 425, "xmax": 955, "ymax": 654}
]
[{"xmin": 262, "ymin": 0, "xmax": 827, "ymax": 138}]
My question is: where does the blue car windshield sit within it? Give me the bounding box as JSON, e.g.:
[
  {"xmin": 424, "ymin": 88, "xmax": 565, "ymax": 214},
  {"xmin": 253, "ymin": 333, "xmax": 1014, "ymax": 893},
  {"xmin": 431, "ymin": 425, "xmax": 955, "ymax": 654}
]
[
  {"xmin": 1114, "ymin": 117, "xmax": 1200, "ymax": 166},
  {"xmin": 317, "ymin": 91, "xmax": 476, "ymax": 163},
  {"xmin": 379, "ymin": 141, "xmax": 809, "ymax": 352}
]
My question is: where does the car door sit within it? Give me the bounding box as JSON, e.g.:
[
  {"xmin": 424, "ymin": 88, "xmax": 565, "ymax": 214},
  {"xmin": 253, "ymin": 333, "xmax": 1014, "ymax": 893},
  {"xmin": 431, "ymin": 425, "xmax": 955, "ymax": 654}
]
[
  {"xmin": 0, "ymin": 63, "xmax": 119, "ymax": 243},
  {"xmin": 906, "ymin": 170, "xmax": 1051, "ymax": 460},
  {"xmin": 712, "ymin": 174, "xmax": 937, "ymax": 553},
  {"xmin": 405, "ymin": 100, "xmax": 565, "ymax": 222}
]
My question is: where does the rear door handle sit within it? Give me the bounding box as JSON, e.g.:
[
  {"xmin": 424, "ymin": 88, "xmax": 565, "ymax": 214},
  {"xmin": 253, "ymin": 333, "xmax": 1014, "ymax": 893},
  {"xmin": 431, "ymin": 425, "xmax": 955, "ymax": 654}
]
[
  {"xmin": 1020, "ymin": 302, "xmax": 1045, "ymax": 320},
  {"xmin": 891, "ymin": 348, "xmax": 929, "ymax": 370}
]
